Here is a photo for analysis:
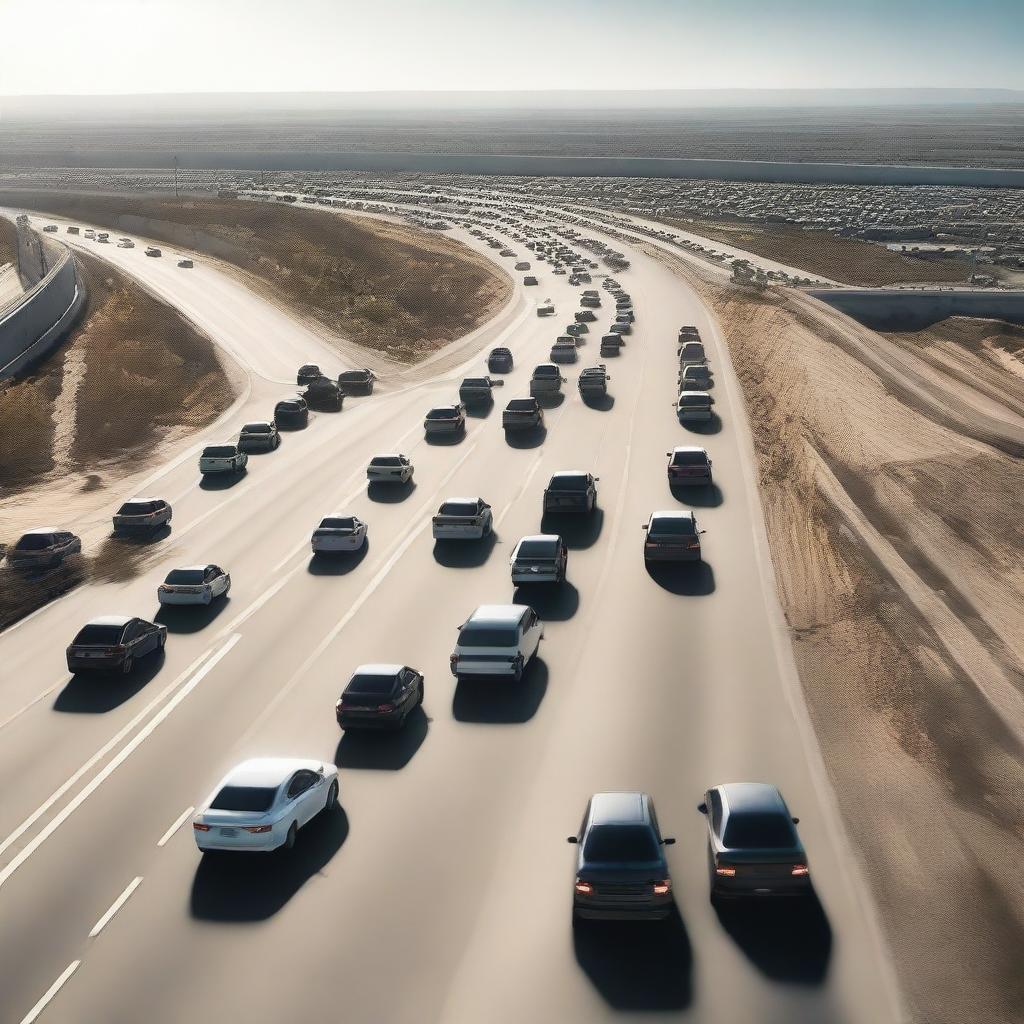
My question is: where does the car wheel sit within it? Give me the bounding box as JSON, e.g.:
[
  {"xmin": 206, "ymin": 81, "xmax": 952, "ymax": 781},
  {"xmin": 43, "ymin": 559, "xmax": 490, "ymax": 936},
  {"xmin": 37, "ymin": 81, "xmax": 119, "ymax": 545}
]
[
  {"xmin": 122, "ymin": 656, "xmax": 134, "ymax": 675},
  {"xmin": 283, "ymin": 822, "xmax": 297, "ymax": 850},
  {"xmin": 325, "ymin": 781, "xmax": 338, "ymax": 809}
]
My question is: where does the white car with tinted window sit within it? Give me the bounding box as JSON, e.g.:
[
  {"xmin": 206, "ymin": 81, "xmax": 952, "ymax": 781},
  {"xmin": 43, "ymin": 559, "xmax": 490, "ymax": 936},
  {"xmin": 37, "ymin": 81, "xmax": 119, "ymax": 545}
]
[
  {"xmin": 193, "ymin": 758, "xmax": 339, "ymax": 853},
  {"xmin": 450, "ymin": 604, "xmax": 543, "ymax": 682},
  {"xmin": 158, "ymin": 564, "xmax": 231, "ymax": 605},
  {"xmin": 311, "ymin": 514, "xmax": 367, "ymax": 553},
  {"xmin": 367, "ymin": 454, "xmax": 414, "ymax": 484}
]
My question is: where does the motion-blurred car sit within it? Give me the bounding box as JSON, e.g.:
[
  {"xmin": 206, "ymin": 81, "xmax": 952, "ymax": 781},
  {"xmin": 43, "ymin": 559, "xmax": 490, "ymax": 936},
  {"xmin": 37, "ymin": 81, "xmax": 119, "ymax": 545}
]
[
  {"xmin": 523, "ymin": 275, "xmax": 539, "ymax": 286},
  {"xmin": 642, "ymin": 510, "xmax": 704, "ymax": 562},
  {"xmin": 66, "ymin": 615, "xmax": 166, "ymax": 674},
  {"xmin": 177, "ymin": 258, "xmax": 194, "ymax": 268},
  {"xmin": 158, "ymin": 565, "xmax": 231, "ymax": 605},
  {"xmin": 144, "ymin": 246, "xmax": 161, "ymax": 257},
  {"xmin": 4, "ymin": 528, "xmax": 81, "ymax": 569},
  {"xmin": 698, "ymin": 783, "xmax": 810, "ymax": 901},
  {"xmin": 238, "ymin": 421, "xmax": 280, "ymax": 452},
  {"xmin": 367, "ymin": 454, "xmax": 414, "ymax": 484},
  {"xmin": 568, "ymin": 792, "xmax": 676, "ymax": 921},
  {"xmin": 112, "ymin": 497, "xmax": 172, "ymax": 535},
  {"xmin": 311, "ymin": 515, "xmax": 367, "ymax": 554},
  {"xmin": 336, "ymin": 664, "xmax": 424, "ymax": 730},
  {"xmin": 192, "ymin": 758, "xmax": 339, "ymax": 853},
  {"xmin": 450, "ymin": 604, "xmax": 543, "ymax": 682}
]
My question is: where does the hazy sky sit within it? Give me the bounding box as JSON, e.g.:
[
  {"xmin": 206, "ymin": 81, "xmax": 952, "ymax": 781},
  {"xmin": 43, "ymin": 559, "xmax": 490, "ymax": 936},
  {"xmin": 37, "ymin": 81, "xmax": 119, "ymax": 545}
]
[{"xmin": 1, "ymin": 0, "xmax": 1021, "ymax": 95}]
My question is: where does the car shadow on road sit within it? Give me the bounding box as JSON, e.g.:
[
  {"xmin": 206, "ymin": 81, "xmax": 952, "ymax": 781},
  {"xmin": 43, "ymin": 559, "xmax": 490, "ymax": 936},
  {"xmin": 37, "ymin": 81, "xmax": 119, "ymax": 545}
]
[
  {"xmin": 276, "ymin": 420, "xmax": 308, "ymax": 432},
  {"xmin": 110, "ymin": 524, "xmax": 172, "ymax": 545},
  {"xmin": 199, "ymin": 470, "xmax": 248, "ymax": 491},
  {"xmin": 54, "ymin": 649, "xmax": 166, "ymax": 713},
  {"xmin": 335, "ymin": 707, "xmax": 428, "ymax": 770},
  {"xmin": 156, "ymin": 598, "xmax": 230, "ymax": 634},
  {"xmin": 573, "ymin": 909, "xmax": 693, "ymax": 1011},
  {"xmin": 453, "ymin": 659, "xmax": 548, "ymax": 724},
  {"xmin": 671, "ymin": 483, "xmax": 723, "ymax": 508},
  {"xmin": 680, "ymin": 414, "xmax": 723, "ymax": 435},
  {"xmin": 425, "ymin": 431, "xmax": 467, "ymax": 447},
  {"xmin": 190, "ymin": 804, "xmax": 349, "ymax": 922},
  {"xmin": 645, "ymin": 561, "xmax": 716, "ymax": 596},
  {"xmin": 581, "ymin": 394, "xmax": 615, "ymax": 411},
  {"xmin": 433, "ymin": 533, "xmax": 497, "ymax": 568},
  {"xmin": 308, "ymin": 543, "xmax": 369, "ymax": 576},
  {"xmin": 368, "ymin": 479, "xmax": 416, "ymax": 503},
  {"xmin": 713, "ymin": 891, "xmax": 832, "ymax": 985},
  {"xmin": 541, "ymin": 509, "xmax": 603, "ymax": 550},
  {"xmin": 513, "ymin": 581, "xmax": 579, "ymax": 621},
  {"xmin": 536, "ymin": 393, "xmax": 565, "ymax": 409},
  {"xmin": 465, "ymin": 400, "xmax": 493, "ymax": 419},
  {"xmin": 505, "ymin": 426, "xmax": 547, "ymax": 449}
]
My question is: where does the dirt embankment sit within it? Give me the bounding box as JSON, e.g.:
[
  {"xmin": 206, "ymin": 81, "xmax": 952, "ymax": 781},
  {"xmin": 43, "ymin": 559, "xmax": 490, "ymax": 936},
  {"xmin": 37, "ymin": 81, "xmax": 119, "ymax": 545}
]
[
  {"xmin": 668, "ymin": 218, "xmax": 971, "ymax": 287},
  {"xmin": 660, "ymin": 250, "xmax": 1024, "ymax": 1024},
  {"xmin": 0, "ymin": 216, "xmax": 17, "ymax": 267},
  {"xmin": 2, "ymin": 193, "xmax": 512, "ymax": 362}
]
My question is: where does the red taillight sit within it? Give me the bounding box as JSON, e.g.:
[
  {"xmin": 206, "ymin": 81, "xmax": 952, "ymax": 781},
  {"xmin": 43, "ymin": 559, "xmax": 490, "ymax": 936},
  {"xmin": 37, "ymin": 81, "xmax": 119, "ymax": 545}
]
[
  {"xmin": 653, "ymin": 879, "xmax": 671, "ymax": 895},
  {"xmin": 244, "ymin": 825, "xmax": 272, "ymax": 834},
  {"xmin": 791, "ymin": 864, "xmax": 810, "ymax": 876},
  {"xmin": 193, "ymin": 822, "xmax": 211, "ymax": 831},
  {"xmin": 574, "ymin": 880, "xmax": 593, "ymax": 896},
  {"xmin": 377, "ymin": 703, "xmax": 395, "ymax": 713},
  {"xmin": 687, "ymin": 542, "xmax": 701, "ymax": 550},
  {"xmin": 715, "ymin": 864, "xmax": 736, "ymax": 877}
]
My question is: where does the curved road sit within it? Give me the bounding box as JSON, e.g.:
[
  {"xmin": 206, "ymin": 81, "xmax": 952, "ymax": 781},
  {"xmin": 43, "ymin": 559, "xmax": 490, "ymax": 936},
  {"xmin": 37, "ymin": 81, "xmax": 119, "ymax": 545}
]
[{"xmin": 0, "ymin": 207, "xmax": 901, "ymax": 1024}]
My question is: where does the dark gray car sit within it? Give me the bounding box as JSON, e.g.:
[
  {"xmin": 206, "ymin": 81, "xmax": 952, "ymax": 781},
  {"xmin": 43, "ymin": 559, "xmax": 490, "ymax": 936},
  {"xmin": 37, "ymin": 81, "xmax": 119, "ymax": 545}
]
[{"xmin": 568, "ymin": 792, "xmax": 676, "ymax": 921}]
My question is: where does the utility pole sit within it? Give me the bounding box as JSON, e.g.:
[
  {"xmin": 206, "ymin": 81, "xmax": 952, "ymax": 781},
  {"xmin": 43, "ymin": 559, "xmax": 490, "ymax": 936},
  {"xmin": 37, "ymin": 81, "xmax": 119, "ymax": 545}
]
[{"xmin": 173, "ymin": 156, "xmax": 179, "ymax": 199}]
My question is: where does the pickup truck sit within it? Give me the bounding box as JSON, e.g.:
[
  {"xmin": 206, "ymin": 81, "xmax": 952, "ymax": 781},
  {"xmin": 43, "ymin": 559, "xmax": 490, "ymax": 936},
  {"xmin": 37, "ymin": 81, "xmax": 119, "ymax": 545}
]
[
  {"xmin": 502, "ymin": 398, "xmax": 545, "ymax": 432},
  {"xmin": 578, "ymin": 365, "xmax": 611, "ymax": 399},
  {"xmin": 510, "ymin": 534, "xmax": 568, "ymax": 585},
  {"xmin": 530, "ymin": 364, "xmax": 566, "ymax": 397},
  {"xmin": 338, "ymin": 368, "xmax": 376, "ymax": 396},
  {"xmin": 304, "ymin": 376, "xmax": 344, "ymax": 411},
  {"xmin": 424, "ymin": 404, "xmax": 466, "ymax": 437},
  {"xmin": 432, "ymin": 498, "xmax": 493, "ymax": 540},
  {"xmin": 459, "ymin": 376, "xmax": 504, "ymax": 406},
  {"xmin": 550, "ymin": 339, "xmax": 578, "ymax": 364},
  {"xmin": 488, "ymin": 347, "xmax": 514, "ymax": 373},
  {"xmin": 599, "ymin": 334, "xmax": 625, "ymax": 357},
  {"xmin": 543, "ymin": 472, "xmax": 598, "ymax": 513},
  {"xmin": 367, "ymin": 454, "xmax": 414, "ymax": 484},
  {"xmin": 199, "ymin": 444, "xmax": 248, "ymax": 476}
]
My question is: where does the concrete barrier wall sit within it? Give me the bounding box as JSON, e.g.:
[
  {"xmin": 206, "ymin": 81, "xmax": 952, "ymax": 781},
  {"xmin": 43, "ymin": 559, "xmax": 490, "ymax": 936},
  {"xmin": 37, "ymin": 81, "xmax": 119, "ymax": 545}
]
[
  {"xmin": 807, "ymin": 288, "xmax": 1024, "ymax": 330},
  {"xmin": 0, "ymin": 242, "xmax": 83, "ymax": 379}
]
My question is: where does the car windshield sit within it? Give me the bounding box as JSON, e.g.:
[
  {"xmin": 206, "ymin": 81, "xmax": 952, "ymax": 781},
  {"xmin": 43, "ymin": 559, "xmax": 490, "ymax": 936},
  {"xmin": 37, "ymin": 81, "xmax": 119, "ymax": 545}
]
[
  {"xmin": 15, "ymin": 534, "xmax": 54, "ymax": 550},
  {"xmin": 459, "ymin": 622, "xmax": 519, "ymax": 646},
  {"xmin": 516, "ymin": 539, "xmax": 557, "ymax": 558},
  {"xmin": 583, "ymin": 825, "xmax": 660, "ymax": 863},
  {"xmin": 507, "ymin": 400, "xmax": 537, "ymax": 412},
  {"xmin": 345, "ymin": 673, "xmax": 397, "ymax": 695},
  {"xmin": 463, "ymin": 378, "xmax": 489, "ymax": 388},
  {"xmin": 679, "ymin": 394, "xmax": 710, "ymax": 407},
  {"xmin": 117, "ymin": 502, "xmax": 153, "ymax": 515},
  {"xmin": 73, "ymin": 623, "xmax": 125, "ymax": 645},
  {"xmin": 165, "ymin": 569, "xmax": 206, "ymax": 585},
  {"xmin": 535, "ymin": 366, "xmax": 558, "ymax": 377},
  {"xmin": 371, "ymin": 457, "xmax": 402, "ymax": 467},
  {"xmin": 723, "ymin": 811, "xmax": 797, "ymax": 849},
  {"xmin": 340, "ymin": 370, "xmax": 370, "ymax": 381},
  {"xmin": 243, "ymin": 423, "xmax": 271, "ymax": 433},
  {"xmin": 277, "ymin": 401, "xmax": 300, "ymax": 411},
  {"xmin": 650, "ymin": 517, "xmax": 696, "ymax": 536},
  {"xmin": 439, "ymin": 502, "xmax": 478, "ymax": 517},
  {"xmin": 321, "ymin": 517, "xmax": 356, "ymax": 530},
  {"xmin": 549, "ymin": 476, "xmax": 587, "ymax": 491},
  {"xmin": 491, "ymin": 349, "xmax": 510, "ymax": 357},
  {"xmin": 210, "ymin": 785, "xmax": 277, "ymax": 812},
  {"xmin": 427, "ymin": 408, "xmax": 458, "ymax": 418},
  {"xmin": 672, "ymin": 451, "xmax": 708, "ymax": 465},
  {"xmin": 203, "ymin": 446, "xmax": 236, "ymax": 457}
]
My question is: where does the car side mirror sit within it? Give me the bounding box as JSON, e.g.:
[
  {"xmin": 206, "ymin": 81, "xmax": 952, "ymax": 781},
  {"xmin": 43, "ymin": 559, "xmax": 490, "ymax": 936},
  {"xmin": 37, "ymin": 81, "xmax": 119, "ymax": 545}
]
[
  {"xmin": 593, "ymin": 477, "xmax": 600, "ymax": 482},
  {"xmin": 792, "ymin": 816, "xmax": 800, "ymax": 825},
  {"xmin": 317, "ymin": 765, "xmax": 325, "ymax": 775},
  {"xmin": 662, "ymin": 837, "xmax": 676, "ymax": 845},
  {"xmin": 697, "ymin": 802, "xmax": 708, "ymax": 814},
  {"xmin": 641, "ymin": 524, "xmax": 648, "ymax": 531},
  {"xmin": 699, "ymin": 529, "xmax": 707, "ymax": 535},
  {"xmin": 567, "ymin": 836, "xmax": 578, "ymax": 844}
]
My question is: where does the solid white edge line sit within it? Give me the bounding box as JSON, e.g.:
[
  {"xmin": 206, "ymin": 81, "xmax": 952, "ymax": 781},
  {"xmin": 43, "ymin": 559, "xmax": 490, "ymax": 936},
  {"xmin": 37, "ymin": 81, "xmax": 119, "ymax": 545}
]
[
  {"xmin": 19, "ymin": 960, "xmax": 81, "ymax": 1024},
  {"xmin": 0, "ymin": 635, "xmax": 241, "ymax": 893},
  {"xmin": 88, "ymin": 876, "xmax": 143, "ymax": 938},
  {"xmin": 0, "ymin": 681, "xmax": 64, "ymax": 732},
  {"xmin": 157, "ymin": 806, "xmax": 195, "ymax": 848}
]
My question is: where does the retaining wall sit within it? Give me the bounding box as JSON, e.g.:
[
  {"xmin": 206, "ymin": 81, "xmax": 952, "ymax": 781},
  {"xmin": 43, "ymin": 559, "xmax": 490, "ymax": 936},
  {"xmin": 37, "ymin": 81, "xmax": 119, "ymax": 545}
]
[{"xmin": 807, "ymin": 288, "xmax": 1024, "ymax": 330}]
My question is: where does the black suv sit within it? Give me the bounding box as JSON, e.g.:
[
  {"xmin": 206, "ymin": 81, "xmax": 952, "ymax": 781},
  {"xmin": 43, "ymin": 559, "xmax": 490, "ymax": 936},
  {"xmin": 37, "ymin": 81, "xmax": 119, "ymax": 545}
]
[
  {"xmin": 274, "ymin": 397, "xmax": 309, "ymax": 429},
  {"xmin": 568, "ymin": 792, "xmax": 675, "ymax": 921},
  {"xmin": 488, "ymin": 347, "xmax": 514, "ymax": 373},
  {"xmin": 304, "ymin": 377, "xmax": 344, "ymax": 411},
  {"xmin": 338, "ymin": 368, "xmax": 376, "ymax": 396}
]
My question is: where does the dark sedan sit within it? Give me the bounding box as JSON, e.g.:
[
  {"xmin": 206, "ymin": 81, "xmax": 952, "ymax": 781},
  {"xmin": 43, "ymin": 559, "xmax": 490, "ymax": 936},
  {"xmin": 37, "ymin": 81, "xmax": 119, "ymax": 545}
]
[
  {"xmin": 66, "ymin": 615, "xmax": 166, "ymax": 674},
  {"xmin": 335, "ymin": 664, "xmax": 424, "ymax": 730},
  {"xmin": 274, "ymin": 397, "xmax": 309, "ymax": 429},
  {"xmin": 699, "ymin": 782, "xmax": 811, "ymax": 902}
]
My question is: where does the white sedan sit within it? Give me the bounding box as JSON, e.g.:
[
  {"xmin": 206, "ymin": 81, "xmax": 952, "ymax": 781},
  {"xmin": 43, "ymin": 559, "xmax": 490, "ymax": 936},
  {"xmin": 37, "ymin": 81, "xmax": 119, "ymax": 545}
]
[
  {"xmin": 311, "ymin": 515, "xmax": 367, "ymax": 553},
  {"xmin": 157, "ymin": 564, "xmax": 231, "ymax": 605},
  {"xmin": 193, "ymin": 758, "xmax": 339, "ymax": 853}
]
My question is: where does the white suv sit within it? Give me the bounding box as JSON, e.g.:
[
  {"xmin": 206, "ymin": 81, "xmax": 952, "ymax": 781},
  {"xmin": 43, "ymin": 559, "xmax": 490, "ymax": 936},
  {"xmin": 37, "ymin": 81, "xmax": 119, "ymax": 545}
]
[
  {"xmin": 450, "ymin": 604, "xmax": 544, "ymax": 682},
  {"xmin": 367, "ymin": 454, "xmax": 414, "ymax": 484}
]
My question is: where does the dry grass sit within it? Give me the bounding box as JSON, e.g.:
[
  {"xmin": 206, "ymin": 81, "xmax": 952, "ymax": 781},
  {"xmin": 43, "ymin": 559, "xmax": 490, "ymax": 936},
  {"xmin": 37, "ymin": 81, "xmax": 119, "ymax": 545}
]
[
  {"xmin": 668, "ymin": 218, "xmax": 971, "ymax": 287},
  {"xmin": 657, "ymin": 253, "xmax": 1024, "ymax": 1024},
  {"xmin": 0, "ymin": 358, "xmax": 64, "ymax": 488},
  {"xmin": 0, "ymin": 216, "xmax": 17, "ymax": 267},
  {"xmin": 4, "ymin": 193, "xmax": 512, "ymax": 362},
  {"xmin": 0, "ymin": 555, "xmax": 86, "ymax": 631}
]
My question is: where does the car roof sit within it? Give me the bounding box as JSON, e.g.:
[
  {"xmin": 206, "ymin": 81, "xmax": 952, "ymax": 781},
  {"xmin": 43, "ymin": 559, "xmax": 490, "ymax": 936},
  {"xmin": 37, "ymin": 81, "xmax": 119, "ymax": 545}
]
[
  {"xmin": 515, "ymin": 534, "xmax": 560, "ymax": 546},
  {"xmin": 650, "ymin": 510, "xmax": 696, "ymax": 522},
  {"xmin": 671, "ymin": 446, "xmax": 708, "ymax": 456},
  {"xmin": 590, "ymin": 792, "xmax": 648, "ymax": 825},
  {"xmin": 351, "ymin": 663, "xmax": 404, "ymax": 676},
  {"xmin": 717, "ymin": 782, "xmax": 788, "ymax": 817},
  {"xmin": 468, "ymin": 604, "xmax": 529, "ymax": 624},
  {"xmin": 444, "ymin": 496, "xmax": 482, "ymax": 504},
  {"xmin": 128, "ymin": 496, "xmax": 161, "ymax": 503},
  {"xmin": 222, "ymin": 757, "xmax": 323, "ymax": 788},
  {"xmin": 86, "ymin": 614, "xmax": 133, "ymax": 627},
  {"xmin": 550, "ymin": 470, "xmax": 588, "ymax": 479},
  {"xmin": 173, "ymin": 564, "xmax": 215, "ymax": 572},
  {"xmin": 22, "ymin": 527, "xmax": 60, "ymax": 535}
]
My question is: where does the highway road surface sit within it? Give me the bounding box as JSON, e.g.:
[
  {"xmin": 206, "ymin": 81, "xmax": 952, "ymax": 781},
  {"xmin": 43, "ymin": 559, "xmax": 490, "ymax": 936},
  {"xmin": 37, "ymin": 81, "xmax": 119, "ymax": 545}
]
[{"xmin": 0, "ymin": 206, "xmax": 903, "ymax": 1024}]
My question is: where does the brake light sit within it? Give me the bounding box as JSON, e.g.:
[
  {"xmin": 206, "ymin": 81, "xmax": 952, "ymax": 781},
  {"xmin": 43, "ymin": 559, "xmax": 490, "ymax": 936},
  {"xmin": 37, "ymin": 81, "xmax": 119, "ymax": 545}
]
[
  {"xmin": 192, "ymin": 822, "xmax": 211, "ymax": 831},
  {"xmin": 243, "ymin": 825, "xmax": 272, "ymax": 834},
  {"xmin": 574, "ymin": 880, "xmax": 593, "ymax": 896},
  {"xmin": 791, "ymin": 864, "xmax": 810, "ymax": 876},
  {"xmin": 715, "ymin": 865, "xmax": 736, "ymax": 877},
  {"xmin": 653, "ymin": 879, "xmax": 671, "ymax": 895},
  {"xmin": 687, "ymin": 542, "xmax": 701, "ymax": 550},
  {"xmin": 377, "ymin": 703, "xmax": 395, "ymax": 713}
]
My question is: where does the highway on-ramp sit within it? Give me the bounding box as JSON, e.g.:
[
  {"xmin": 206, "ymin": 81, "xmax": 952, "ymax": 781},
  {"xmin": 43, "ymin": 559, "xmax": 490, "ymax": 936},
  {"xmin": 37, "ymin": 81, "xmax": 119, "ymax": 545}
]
[{"xmin": 0, "ymin": 210, "xmax": 901, "ymax": 1024}]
